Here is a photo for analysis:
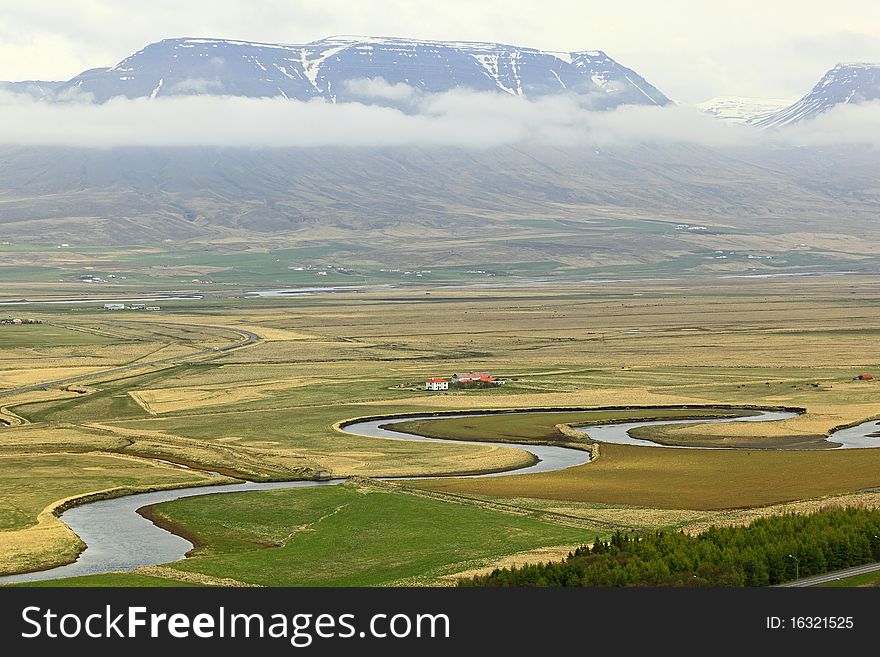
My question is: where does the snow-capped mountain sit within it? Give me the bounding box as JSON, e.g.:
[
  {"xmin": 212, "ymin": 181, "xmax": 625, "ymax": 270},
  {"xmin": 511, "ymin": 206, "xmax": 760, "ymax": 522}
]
[
  {"xmin": 696, "ymin": 96, "xmax": 791, "ymax": 124},
  {"xmin": 756, "ymin": 63, "xmax": 880, "ymax": 127},
  {"xmin": 45, "ymin": 36, "xmax": 671, "ymax": 108}
]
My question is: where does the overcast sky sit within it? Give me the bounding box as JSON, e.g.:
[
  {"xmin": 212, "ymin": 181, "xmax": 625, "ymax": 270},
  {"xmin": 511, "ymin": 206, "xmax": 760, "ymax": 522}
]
[{"xmin": 0, "ymin": 1, "xmax": 879, "ymax": 102}]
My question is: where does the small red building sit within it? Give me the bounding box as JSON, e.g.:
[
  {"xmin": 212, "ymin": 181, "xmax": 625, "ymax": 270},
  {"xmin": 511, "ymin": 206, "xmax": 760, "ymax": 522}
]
[
  {"xmin": 450, "ymin": 372, "xmax": 504, "ymax": 386},
  {"xmin": 451, "ymin": 372, "xmax": 494, "ymax": 384}
]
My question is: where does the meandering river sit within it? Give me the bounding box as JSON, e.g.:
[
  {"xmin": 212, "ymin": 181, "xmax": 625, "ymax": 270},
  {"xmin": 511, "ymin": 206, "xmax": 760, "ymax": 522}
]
[{"xmin": 2, "ymin": 408, "xmax": 879, "ymax": 584}]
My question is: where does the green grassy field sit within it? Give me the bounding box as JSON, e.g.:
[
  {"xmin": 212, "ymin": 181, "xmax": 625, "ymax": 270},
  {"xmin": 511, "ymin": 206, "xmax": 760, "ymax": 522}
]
[
  {"xmin": 0, "ymin": 241, "xmax": 581, "ymax": 294},
  {"xmin": 136, "ymin": 483, "xmax": 597, "ymax": 586},
  {"xmin": 0, "ymin": 324, "xmax": 116, "ymax": 347}
]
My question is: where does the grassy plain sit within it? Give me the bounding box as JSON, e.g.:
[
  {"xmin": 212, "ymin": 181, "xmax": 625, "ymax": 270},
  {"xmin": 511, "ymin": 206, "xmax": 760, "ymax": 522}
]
[
  {"xmin": 5, "ymin": 276, "xmax": 880, "ymax": 579},
  {"xmin": 139, "ymin": 482, "xmax": 596, "ymax": 586},
  {"xmin": 413, "ymin": 444, "xmax": 880, "ymax": 510},
  {"xmin": 0, "ymin": 323, "xmax": 114, "ymax": 347}
]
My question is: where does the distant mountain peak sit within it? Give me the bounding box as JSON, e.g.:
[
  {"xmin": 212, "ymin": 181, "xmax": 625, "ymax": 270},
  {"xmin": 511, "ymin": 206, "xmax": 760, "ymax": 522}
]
[
  {"xmin": 756, "ymin": 62, "xmax": 880, "ymax": 127},
  {"xmin": 831, "ymin": 62, "xmax": 880, "ymax": 70},
  {"xmin": 16, "ymin": 35, "xmax": 671, "ymax": 108}
]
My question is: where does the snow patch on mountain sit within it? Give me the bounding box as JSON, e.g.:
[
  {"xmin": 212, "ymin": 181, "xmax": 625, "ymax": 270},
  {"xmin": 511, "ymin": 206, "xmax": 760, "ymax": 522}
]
[{"xmin": 697, "ymin": 96, "xmax": 792, "ymax": 124}]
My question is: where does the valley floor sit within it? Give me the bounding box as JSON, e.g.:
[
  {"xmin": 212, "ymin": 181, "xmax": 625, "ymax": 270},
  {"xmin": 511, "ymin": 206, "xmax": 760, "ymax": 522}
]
[{"xmin": 3, "ymin": 275, "xmax": 880, "ymax": 584}]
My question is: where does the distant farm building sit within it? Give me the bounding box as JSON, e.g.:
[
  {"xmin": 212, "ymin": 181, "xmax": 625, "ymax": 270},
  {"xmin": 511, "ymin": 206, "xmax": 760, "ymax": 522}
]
[
  {"xmin": 102, "ymin": 303, "xmax": 125, "ymax": 310},
  {"xmin": 855, "ymin": 374, "xmax": 875, "ymax": 381},
  {"xmin": 425, "ymin": 378, "xmax": 449, "ymax": 391},
  {"xmin": 1, "ymin": 318, "xmax": 41, "ymax": 325},
  {"xmin": 451, "ymin": 372, "xmax": 502, "ymax": 385}
]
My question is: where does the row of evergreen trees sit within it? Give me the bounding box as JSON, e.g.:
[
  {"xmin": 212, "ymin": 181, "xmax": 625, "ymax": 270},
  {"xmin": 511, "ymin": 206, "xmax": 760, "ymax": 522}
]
[{"xmin": 461, "ymin": 507, "xmax": 880, "ymax": 587}]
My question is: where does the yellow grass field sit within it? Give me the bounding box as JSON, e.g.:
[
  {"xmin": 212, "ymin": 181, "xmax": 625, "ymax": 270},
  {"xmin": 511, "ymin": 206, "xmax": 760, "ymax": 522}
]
[
  {"xmin": 129, "ymin": 377, "xmax": 333, "ymax": 414},
  {"xmin": 0, "ymin": 367, "xmax": 109, "ymax": 389},
  {"xmin": 413, "ymin": 443, "xmax": 880, "ymax": 510}
]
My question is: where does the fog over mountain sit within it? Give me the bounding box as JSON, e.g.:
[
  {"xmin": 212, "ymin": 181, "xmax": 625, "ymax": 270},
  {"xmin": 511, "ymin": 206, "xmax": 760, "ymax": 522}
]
[
  {"xmin": 0, "ymin": 35, "xmax": 879, "ymax": 273},
  {"xmin": 3, "ymin": 36, "xmax": 879, "ymax": 137}
]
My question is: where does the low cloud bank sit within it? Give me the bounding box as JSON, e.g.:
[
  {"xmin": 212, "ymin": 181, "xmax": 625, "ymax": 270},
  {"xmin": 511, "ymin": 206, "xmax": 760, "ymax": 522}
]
[{"xmin": 0, "ymin": 81, "xmax": 877, "ymax": 149}]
